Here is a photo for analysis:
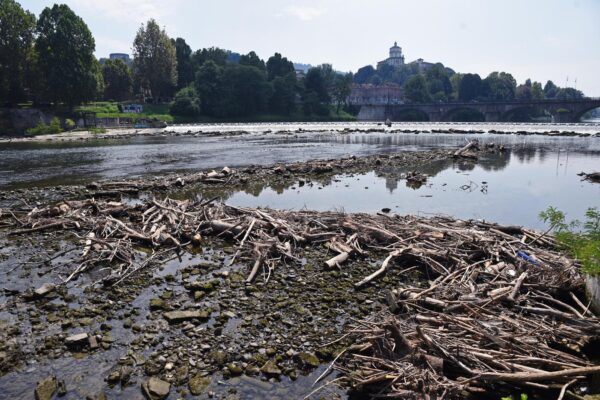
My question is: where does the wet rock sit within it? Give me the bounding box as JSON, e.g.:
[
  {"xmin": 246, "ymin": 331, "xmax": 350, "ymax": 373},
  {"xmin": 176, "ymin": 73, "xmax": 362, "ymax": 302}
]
[
  {"xmin": 142, "ymin": 377, "xmax": 170, "ymax": 400},
  {"xmin": 188, "ymin": 374, "xmax": 211, "ymax": 395},
  {"xmin": 260, "ymin": 360, "xmax": 281, "ymax": 378},
  {"xmin": 35, "ymin": 376, "xmax": 57, "ymax": 400},
  {"xmin": 227, "ymin": 363, "xmax": 243, "ymax": 376},
  {"xmin": 296, "ymin": 352, "xmax": 320, "ymax": 368},
  {"xmin": 65, "ymin": 333, "xmax": 88, "ymax": 348},
  {"xmin": 149, "ymin": 298, "xmax": 166, "ymax": 310},
  {"xmin": 163, "ymin": 310, "xmax": 209, "ymax": 324},
  {"xmin": 34, "ymin": 283, "xmax": 55, "ymax": 297},
  {"xmin": 88, "ymin": 335, "xmax": 99, "ymax": 350}
]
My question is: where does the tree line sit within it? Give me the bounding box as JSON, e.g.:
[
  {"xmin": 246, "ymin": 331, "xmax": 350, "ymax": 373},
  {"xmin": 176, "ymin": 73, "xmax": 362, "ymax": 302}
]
[
  {"xmin": 0, "ymin": 0, "xmax": 353, "ymax": 119},
  {"xmin": 354, "ymin": 61, "xmax": 585, "ymax": 104}
]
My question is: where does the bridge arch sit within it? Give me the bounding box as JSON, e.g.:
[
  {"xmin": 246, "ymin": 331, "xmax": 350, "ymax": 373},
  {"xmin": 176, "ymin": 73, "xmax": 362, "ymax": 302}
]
[
  {"xmin": 575, "ymin": 105, "xmax": 600, "ymax": 122},
  {"xmin": 501, "ymin": 106, "xmax": 546, "ymax": 122},
  {"xmin": 442, "ymin": 107, "xmax": 485, "ymax": 122}
]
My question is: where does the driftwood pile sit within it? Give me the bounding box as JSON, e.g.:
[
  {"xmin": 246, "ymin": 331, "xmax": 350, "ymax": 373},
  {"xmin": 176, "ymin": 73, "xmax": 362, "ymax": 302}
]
[
  {"xmin": 3, "ymin": 196, "xmax": 599, "ymax": 398},
  {"xmin": 579, "ymin": 171, "xmax": 600, "ymax": 184}
]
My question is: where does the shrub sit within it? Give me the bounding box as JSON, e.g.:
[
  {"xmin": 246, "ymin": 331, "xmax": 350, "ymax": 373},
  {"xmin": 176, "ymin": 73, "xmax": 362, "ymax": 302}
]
[
  {"xmin": 65, "ymin": 118, "xmax": 76, "ymax": 130},
  {"xmin": 540, "ymin": 207, "xmax": 600, "ymax": 275},
  {"xmin": 26, "ymin": 117, "xmax": 63, "ymax": 136},
  {"xmin": 170, "ymin": 87, "xmax": 201, "ymax": 117}
]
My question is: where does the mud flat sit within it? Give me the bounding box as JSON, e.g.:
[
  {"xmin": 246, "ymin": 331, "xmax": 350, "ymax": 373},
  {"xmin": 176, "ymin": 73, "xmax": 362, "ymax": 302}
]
[{"xmin": 1, "ymin": 146, "xmax": 599, "ymax": 400}]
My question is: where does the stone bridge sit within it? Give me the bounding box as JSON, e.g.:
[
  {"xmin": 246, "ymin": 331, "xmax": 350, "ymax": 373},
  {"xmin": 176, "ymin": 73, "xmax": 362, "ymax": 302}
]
[{"xmin": 357, "ymin": 98, "xmax": 600, "ymax": 123}]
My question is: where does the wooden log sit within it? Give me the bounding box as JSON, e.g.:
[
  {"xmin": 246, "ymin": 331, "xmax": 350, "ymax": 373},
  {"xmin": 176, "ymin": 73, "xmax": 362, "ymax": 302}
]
[
  {"xmin": 355, "ymin": 247, "xmax": 411, "ymax": 288},
  {"xmin": 478, "ymin": 365, "xmax": 600, "ymax": 382}
]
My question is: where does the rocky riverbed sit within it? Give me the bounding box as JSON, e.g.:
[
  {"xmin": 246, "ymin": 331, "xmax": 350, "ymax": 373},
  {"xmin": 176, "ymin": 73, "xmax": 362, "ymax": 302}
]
[{"xmin": 1, "ymin": 146, "xmax": 598, "ymax": 400}]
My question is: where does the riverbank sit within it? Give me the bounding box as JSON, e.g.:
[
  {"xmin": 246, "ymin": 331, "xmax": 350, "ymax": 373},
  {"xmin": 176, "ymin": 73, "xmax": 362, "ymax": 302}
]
[{"xmin": 1, "ymin": 147, "xmax": 599, "ymax": 399}]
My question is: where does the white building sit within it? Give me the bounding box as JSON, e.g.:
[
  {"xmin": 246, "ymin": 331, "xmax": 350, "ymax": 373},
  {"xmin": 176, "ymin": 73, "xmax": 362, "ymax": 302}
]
[{"xmin": 377, "ymin": 42, "xmax": 405, "ymax": 68}]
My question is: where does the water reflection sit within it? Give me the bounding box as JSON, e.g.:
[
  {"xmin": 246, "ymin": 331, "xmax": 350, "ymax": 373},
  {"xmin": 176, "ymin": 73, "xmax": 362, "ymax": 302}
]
[{"xmin": 222, "ymin": 148, "xmax": 600, "ymax": 230}]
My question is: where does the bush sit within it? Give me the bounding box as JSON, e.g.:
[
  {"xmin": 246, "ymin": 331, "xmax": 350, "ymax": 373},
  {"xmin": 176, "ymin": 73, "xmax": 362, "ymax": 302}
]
[
  {"xmin": 65, "ymin": 118, "xmax": 76, "ymax": 130},
  {"xmin": 540, "ymin": 207, "xmax": 600, "ymax": 275},
  {"xmin": 26, "ymin": 117, "xmax": 63, "ymax": 136},
  {"xmin": 170, "ymin": 87, "xmax": 201, "ymax": 117}
]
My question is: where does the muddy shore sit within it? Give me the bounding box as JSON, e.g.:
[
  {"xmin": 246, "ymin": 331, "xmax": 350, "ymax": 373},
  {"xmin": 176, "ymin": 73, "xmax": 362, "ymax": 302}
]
[{"xmin": 1, "ymin": 147, "xmax": 599, "ymax": 400}]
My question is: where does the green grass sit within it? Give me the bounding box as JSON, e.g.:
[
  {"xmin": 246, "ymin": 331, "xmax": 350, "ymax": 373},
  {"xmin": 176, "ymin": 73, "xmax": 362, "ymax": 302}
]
[
  {"xmin": 76, "ymin": 102, "xmax": 173, "ymax": 123},
  {"xmin": 25, "ymin": 117, "xmax": 63, "ymax": 136}
]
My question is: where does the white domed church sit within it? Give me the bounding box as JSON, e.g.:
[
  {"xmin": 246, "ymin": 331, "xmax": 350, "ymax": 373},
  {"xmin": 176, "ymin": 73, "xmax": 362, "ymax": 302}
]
[{"xmin": 377, "ymin": 42, "xmax": 405, "ymax": 68}]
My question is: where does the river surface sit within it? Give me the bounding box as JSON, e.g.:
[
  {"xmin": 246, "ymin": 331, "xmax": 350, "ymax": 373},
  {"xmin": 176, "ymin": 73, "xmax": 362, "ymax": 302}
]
[{"xmin": 1, "ymin": 122, "xmax": 599, "ymax": 230}]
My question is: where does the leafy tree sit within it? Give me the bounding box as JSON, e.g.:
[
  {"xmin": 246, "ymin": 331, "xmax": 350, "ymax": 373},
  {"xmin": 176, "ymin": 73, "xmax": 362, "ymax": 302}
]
[
  {"xmin": 0, "ymin": 0, "xmax": 36, "ymax": 105},
  {"xmin": 269, "ymin": 72, "xmax": 297, "ymax": 115},
  {"xmin": 35, "ymin": 4, "xmax": 101, "ymax": 105},
  {"xmin": 458, "ymin": 73, "xmax": 482, "ymax": 101},
  {"xmin": 354, "ymin": 65, "xmax": 376, "ymax": 84},
  {"xmin": 543, "ymin": 80, "xmax": 558, "ymax": 99},
  {"xmin": 333, "ymin": 73, "xmax": 353, "ymax": 113},
  {"xmin": 194, "ymin": 60, "xmax": 222, "ymax": 115},
  {"xmin": 240, "ymin": 51, "xmax": 265, "ymax": 71},
  {"xmin": 305, "ymin": 66, "xmax": 330, "ymax": 103},
  {"xmin": 215, "ymin": 64, "xmax": 271, "ymax": 117},
  {"xmin": 170, "ymin": 86, "xmax": 200, "ymax": 116},
  {"xmin": 192, "ymin": 47, "xmax": 229, "ymax": 69},
  {"xmin": 555, "ymin": 87, "xmax": 584, "ymax": 100},
  {"xmin": 403, "ymin": 75, "xmax": 430, "ymax": 103},
  {"xmin": 531, "ymin": 81, "xmax": 544, "ymax": 100},
  {"xmin": 266, "ymin": 53, "xmax": 294, "ymax": 81},
  {"xmin": 132, "ymin": 19, "xmax": 177, "ymax": 102},
  {"xmin": 101, "ymin": 59, "xmax": 132, "ymax": 101},
  {"xmin": 425, "ymin": 63, "xmax": 452, "ymax": 100},
  {"xmin": 516, "ymin": 84, "xmax": 532, "ymax": 100},
  {"xmin": 173, "ymin": 38, "xmax": 194, "ymax": 89},
  {"xmin": 484, "ymin": 72, "xmax": 516, "ymax": 101}
]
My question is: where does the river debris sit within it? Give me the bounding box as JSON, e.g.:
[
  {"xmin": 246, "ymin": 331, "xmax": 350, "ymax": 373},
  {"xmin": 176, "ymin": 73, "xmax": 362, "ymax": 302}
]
[{"xmin": 579, "ymin": 171, "xmax": 600, "ymax": 183}]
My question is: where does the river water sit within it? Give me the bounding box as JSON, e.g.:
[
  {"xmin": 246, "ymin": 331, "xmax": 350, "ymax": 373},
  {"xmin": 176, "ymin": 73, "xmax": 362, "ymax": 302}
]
[{"xmin": 1, "ymin": 122, "xmax": 598, "ymax": 230}]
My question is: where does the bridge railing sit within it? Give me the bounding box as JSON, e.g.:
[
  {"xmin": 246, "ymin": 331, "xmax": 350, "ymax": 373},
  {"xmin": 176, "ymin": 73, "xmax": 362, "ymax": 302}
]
[{"xmin": 350, "ymin": 97, "xmax": 600, "ymax": 107}]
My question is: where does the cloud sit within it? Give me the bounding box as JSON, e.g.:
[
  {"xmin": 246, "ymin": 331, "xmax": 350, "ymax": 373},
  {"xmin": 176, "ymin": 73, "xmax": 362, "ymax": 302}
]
[
  {"xmin": 286, "ymin": 5, "xmax": 327, "ymax": 21},
  {"xmin": 72, "ymin": 0, "xmax": 178, "ymax": 24}
]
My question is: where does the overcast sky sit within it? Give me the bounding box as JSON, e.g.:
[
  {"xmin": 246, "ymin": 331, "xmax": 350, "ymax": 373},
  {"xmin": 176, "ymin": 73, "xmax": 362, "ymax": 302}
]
[{"xmin": 24, "ymin": 0, "xmax": 600, "ymax": 95}]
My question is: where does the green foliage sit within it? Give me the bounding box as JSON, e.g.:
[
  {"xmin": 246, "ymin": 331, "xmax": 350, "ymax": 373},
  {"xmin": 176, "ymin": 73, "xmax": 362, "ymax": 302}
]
[
  {"xmin": 0, "ymin": 0, "xmax": 36, "ymax": 105},
  {"xmin": 269, "ymin": 73, "xmax": 297, "ymax": 115},
  {"xmin": 539, "ymin": 207, "xmax": 600, "ymax": 275},
  {"xmin": 76, "ymin": 102, "xmax": 173, "ymax": 123},
  {"xmin": 240, "ymin": 51, "xmax": 266, "ymax": 72},
  {"xmin": 266, "ymin": 53, "xmax": 295, "ymax": 81},
  {"xmin": 403, "ymin": 75, "xmax": 431, "ymax": 103},
  {"xmin": 132, "ymin": 19, "xmax": 177, "ymax": 102},
  {"xmin": 484, "ymin": 72, "xmax": 517, "ymax": 101},
  {"xmin": 89, "ymin": 127, "xmax": 106, "ymax": 134},
  {"xmin": 173, "ymin": 38, "xmax": 194, "ymax": 89},
  {"xmin": 170, "ymin": 86, "xmax": 200, "ymax": 117},
  {"xmin": 333, "ymin": 73, "xmax": 353, "ymax": 113},
  {"xmin": 35, "ymin": 4, "xmax": 100, "ymax": 105},
  {"xmin": 191, "ymin": 47, "xmax": 229, "ymax": 69},
  {"xmin": 65, "ymin": 118, "xmax": 76, "ymax": 130},
  {"xmin": 102, "ymin": 59, "xmax": 133, "ymax": 101},
  {"xmin": 26, "ymin": 117, "xmax": 62, "ymax": 135}
]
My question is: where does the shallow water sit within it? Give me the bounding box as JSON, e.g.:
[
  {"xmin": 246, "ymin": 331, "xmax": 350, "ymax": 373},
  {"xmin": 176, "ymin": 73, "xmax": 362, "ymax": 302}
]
[
  {"xmin": 226, "ymin": 146, "xmax": 600, "ymax": 230},
  {"xmin": 1, "ymin": 121, "xmax": 599, "ymax": 189}
]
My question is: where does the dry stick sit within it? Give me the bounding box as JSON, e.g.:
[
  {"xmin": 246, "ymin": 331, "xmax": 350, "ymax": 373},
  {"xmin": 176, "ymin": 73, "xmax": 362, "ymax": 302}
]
[
  {"xmin": 313, "ymin": 348, "xmax": 348, "ymax": 387},
  {"xmin": 246, "ymin": 247, "xmax": 264, "ymax": 283},
  {"xmin": 229, "ymin": 218, "xmax": 256, "ymax": 266},
  {"xmin": 355, "ymin": 247, "xmax": 411, "ymax": 288},
  {"xmin": 478, "ymin": 366, "xmax": 600, "ymax": 382},
  {"xmin": 557, "ymin": 379, "xmax": 578, "ymax": 400},
  {"xmin": 508, "ymin": 271, "xmax": 528, "ymax": 302}
]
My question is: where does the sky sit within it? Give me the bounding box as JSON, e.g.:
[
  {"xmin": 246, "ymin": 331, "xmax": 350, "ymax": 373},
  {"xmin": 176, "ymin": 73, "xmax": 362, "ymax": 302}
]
[{"xmin": 23, "ymin": 0, "xmax": 600, "ymax": 95}]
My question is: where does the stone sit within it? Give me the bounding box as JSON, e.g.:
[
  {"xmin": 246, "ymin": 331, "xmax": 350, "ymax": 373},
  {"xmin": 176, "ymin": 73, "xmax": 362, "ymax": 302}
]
[
  {"xmin": 142, "ymin": 377, "xmax": 170, "ymax": 400},
  {"xmin": 163, "ymin": 310, "xmax": 209, "ymax": 324},
  {"xmin": 34, "ymin": 283, "xmax": 55, "ymax": 297},
  {"xmin": 35, "ymin": 376, "xmax": 57, "ymax": 400},
  {"xmin": 297, "ymin": 352, "xmax": 320, "ymax": 368},
  {"xmin": 149, "ymin": 298, "xmax": 166, "ymax": 310},
  {"xmin": 227, "ymin": 363, "xmax": 243, "ymax": 376},
  {"xmin": 65, "ymin": 333, "xmax": 88, "ymax": 348},
  {"xmin": 260, "ymin": 360, "xmax": 281, "ymax": 377},
  {"xmin": 88, "ymin": 335, "xmax": 99, "ymax": 350},
  {"xmin": 188, "ymin": 374, "xmax": 211, "ymax": 395}
]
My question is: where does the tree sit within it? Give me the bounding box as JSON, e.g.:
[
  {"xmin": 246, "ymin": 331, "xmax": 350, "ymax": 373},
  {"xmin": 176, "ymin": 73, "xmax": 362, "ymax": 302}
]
[
  {"xmin": 484, "ymin": 72, "xmax": 516, "ymax": 101},
  {"xmin": 425, "ymin": 63, "xmax": 452, "ymax": 100},
  {"xmin": 194, "ymin": 60, "xmax": 222, "ymax": 115},
  {"xmin": 0, "ymin": 0, "xmax": 36, "ymax": 105},
  {"xmin": 35, "ymin": 4, "xmax": 101, "ymax": 105},
  {"xmin": 354, "ymin": 65, "xmax": 376, "ymax": 84},
  {"xmin": 531, "ymin": 81, "xmax": 544, "ymax": 100},
  {"xmin": 333, "ymin": 73, "xmax": 353, "ymax": 113},
  {"xmin": 240, "ymin": 51, "xmax": 265, "ymax": 71},
  {"xmin": 555, "ymin": 87, "xmax": 584, "ymax": 100},
  {"xmin": 269, "ymin": 72, "xmax": 297, "ymax": 115},
  {"xmin": 170, "ymin": 86, "xmax": 200, "ymax": 116},
  {"xmin": 458, "ymin": 73, "xmax": 482, "ymax": 101},
  {"xmin": 403, "ymin": 75, "xmax": 430, "ymax": 103},
  {"xmin": 305, "ymin": 66, "xmax": 330, "ymax": 103},
  {"xmin": 191, "ymin": 47, "xmax": 229, "ymax": 69},
  {"xmin": 102, "ymin": 59, "xmax": 132, "ymax": 101},
  {"xmin": 215, "ymin": 64, "xmax": 271, "ymax": 117},
  {"xmin": 132, "ymin": 19, "xmax": 177, "ymax": 102},
  {"xmin": 173, "ymin": 38, "xmax": 194, "ymax": 90},
  {"xmin": 266, "ymin": 53, "xmax": 294, "ymax": 81},
  {"xmin": 544, "ymin": 80, "xmax": 559, "ymax": 98}
]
